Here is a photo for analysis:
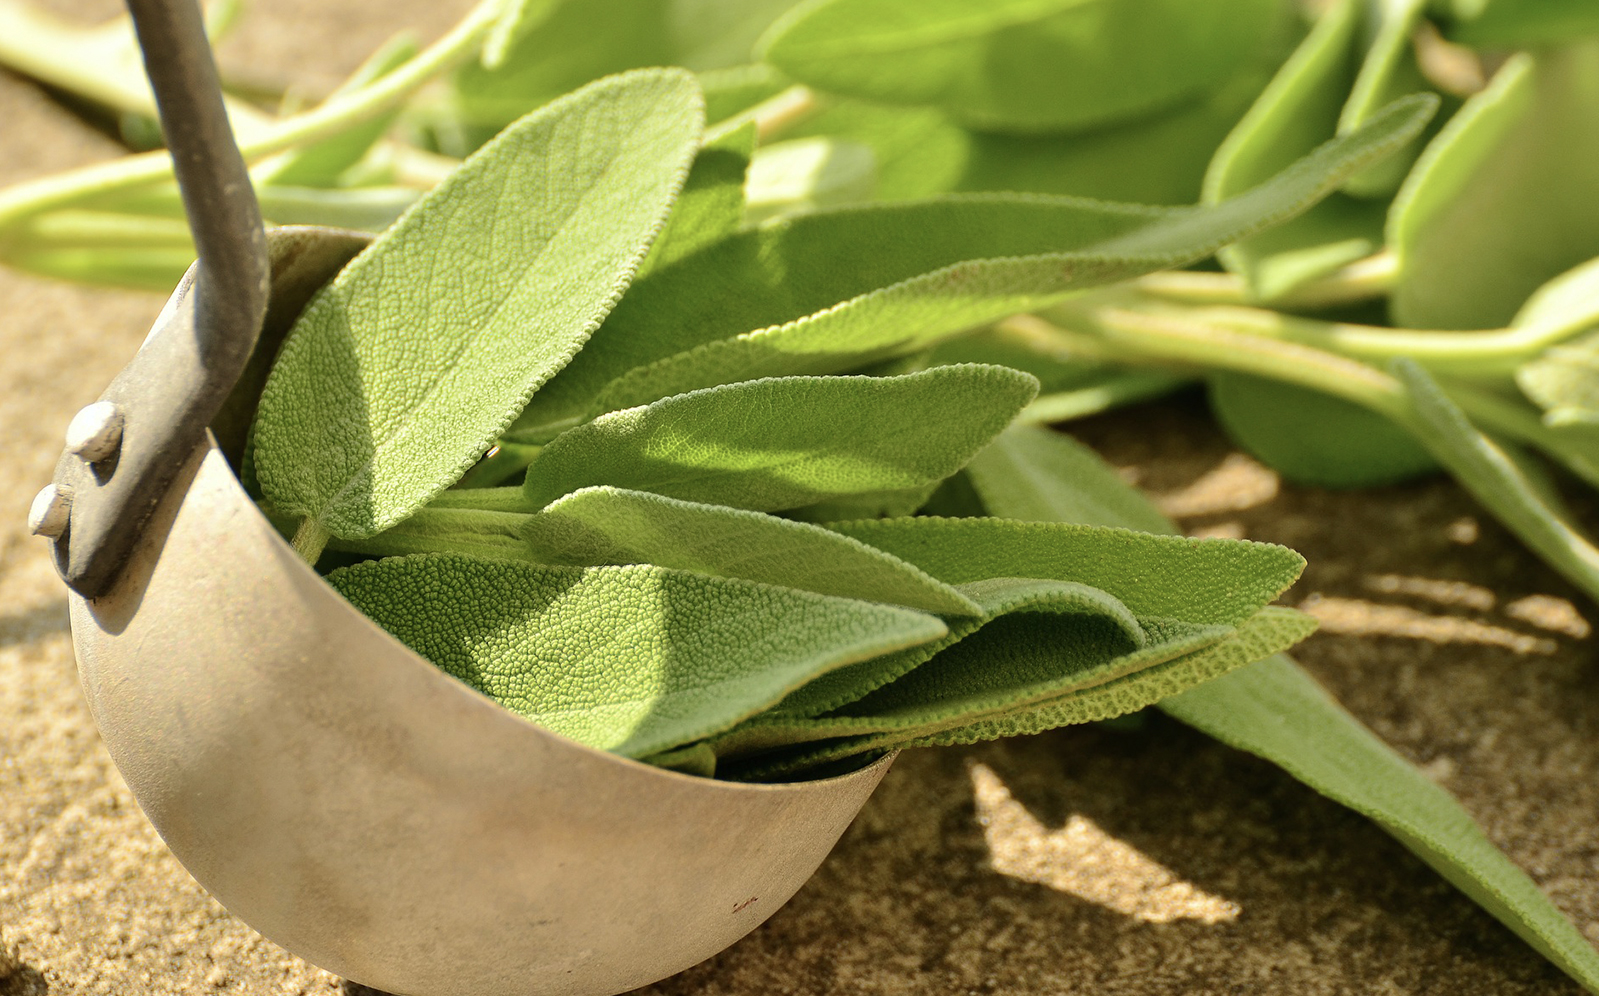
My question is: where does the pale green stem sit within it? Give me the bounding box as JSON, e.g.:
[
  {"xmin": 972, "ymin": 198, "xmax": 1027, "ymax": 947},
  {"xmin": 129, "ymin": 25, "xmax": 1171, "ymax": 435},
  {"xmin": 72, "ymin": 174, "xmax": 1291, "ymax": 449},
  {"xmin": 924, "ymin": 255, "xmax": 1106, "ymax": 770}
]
[
  {"xmin": 291, "ymin": 518, "xmax": 331, "ymax": 565},
  {"xmin": 1084, "ymin": 307, "xmax": 1599, "ymax": 490},
  {"xmin": 326, "ymin": 507, "xmax": 535, "ymax": 562},
  {"xmin": 1133, "ymin": 250, "xmax": 1399, "ymax": 310},
  {"xmin": 1127, "ymin": 300, "xmax": 1598, "ymax": 378},
  {"xmin": 0, "ymin": 0, "xmax": 499, "ymax": 229}
]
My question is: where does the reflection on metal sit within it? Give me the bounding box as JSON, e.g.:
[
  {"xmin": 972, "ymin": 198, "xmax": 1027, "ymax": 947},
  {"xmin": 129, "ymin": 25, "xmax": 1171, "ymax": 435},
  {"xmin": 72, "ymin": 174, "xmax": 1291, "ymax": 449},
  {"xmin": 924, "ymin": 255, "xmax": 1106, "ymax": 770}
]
[
  {"xmin": 969, "ymin": 763, "xmax": 1239, "ymax": 926},
  {"xmin": 1153, "ymin": 453, "xmax": 1280, "ymax": 519},
  {"xmin": 1298, "ymin": 594, "xmax": 1556, "ymax": 655}
]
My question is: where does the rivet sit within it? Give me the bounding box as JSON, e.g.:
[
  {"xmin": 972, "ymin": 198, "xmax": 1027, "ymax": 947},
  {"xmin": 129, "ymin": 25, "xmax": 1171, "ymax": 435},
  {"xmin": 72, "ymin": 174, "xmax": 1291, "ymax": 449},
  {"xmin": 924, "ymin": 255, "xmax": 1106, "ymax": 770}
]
[
  {"xmin": 66, "ymin": 401, "xmax": 124, "ymax": 463},
  {"xmin": 29, "ymin": 484, "xmax": 73, "ymax": 539}
]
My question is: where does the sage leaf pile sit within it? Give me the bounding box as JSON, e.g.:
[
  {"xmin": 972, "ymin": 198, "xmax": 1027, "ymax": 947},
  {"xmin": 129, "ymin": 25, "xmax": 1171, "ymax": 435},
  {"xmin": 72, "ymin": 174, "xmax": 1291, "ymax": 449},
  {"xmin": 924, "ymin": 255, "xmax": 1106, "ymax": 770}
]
[
  {"xmin": 241, "ymin": 59, "xmax": 1435, "ymax": 778},
  {"xmin": 11, "ymin": 0, "xmax": 1599, "ymax": 988}
]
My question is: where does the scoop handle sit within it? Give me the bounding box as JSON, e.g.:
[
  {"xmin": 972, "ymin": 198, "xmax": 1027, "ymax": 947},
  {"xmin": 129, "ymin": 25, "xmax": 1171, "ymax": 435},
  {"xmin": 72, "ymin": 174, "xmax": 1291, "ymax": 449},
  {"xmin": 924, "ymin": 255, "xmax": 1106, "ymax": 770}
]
[{"xmin": 32, "ymin": 0, "xmax": 269, "ymax": 598}]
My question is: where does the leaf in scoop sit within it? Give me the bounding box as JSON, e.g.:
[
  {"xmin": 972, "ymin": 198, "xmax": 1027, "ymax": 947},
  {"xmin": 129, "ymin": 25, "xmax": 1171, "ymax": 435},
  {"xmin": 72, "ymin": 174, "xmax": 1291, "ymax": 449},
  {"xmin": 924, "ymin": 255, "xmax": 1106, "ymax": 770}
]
[
  {"xmin": 512, "ymin": 95, "xmax": 1435, "ymax": 431},
  {"xmin": 738, "ymin": 605, "xmax": 1315, "ymax": 778},
  {"xmin": 522, "ymin": 486, "xmax": 982, "ymax": 615},
  {"xmin": 325, "ymin": 554, "xmax": 946, "ymax": 759},
  {"xmin": 758, "ymin": 0, "xmax": 1285, "ymax": 133},
  {"xmin": 826, "ymin": 513, "xmax": 1306, "ymax": 628},
  {"xmin": 1391, "ymin": 44, "xmax": 1599, "ymax": 329},
  {"xmin": 255, "ymin": 69, "xmax": 702, "ymax": 540},
  {"xmin": 711, "ymin": 577, "xmax": 1229, "ymax": 763},
  {"xmin": 521, "ymin": 364, "xmax": 1039, "ymax": 511}
]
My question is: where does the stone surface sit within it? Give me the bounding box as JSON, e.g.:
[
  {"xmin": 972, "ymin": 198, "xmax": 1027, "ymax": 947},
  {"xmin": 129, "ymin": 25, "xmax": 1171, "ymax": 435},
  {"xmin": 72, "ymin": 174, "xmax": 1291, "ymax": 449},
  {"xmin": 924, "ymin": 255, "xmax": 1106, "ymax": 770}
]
[{"xmin": 1, "ymin": 3, "xmax": 1596, "ymax": 995}]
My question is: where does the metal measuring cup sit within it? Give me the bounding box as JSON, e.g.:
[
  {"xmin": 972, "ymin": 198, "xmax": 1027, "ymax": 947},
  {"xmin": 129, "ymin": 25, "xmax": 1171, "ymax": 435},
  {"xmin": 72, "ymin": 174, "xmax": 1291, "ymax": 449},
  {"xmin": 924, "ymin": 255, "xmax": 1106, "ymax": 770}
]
[{"xmin": 27, "ymin": 3, "xmax": 893, "ymax": 993}]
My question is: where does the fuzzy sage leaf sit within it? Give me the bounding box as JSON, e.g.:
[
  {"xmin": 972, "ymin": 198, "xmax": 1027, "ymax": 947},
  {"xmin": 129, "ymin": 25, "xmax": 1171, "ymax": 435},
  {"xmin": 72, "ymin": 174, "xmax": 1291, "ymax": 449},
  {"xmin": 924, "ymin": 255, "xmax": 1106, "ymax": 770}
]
[
  {"xmin": 326, "ymin": 554, "xmax": 947, "ymax": 759},
  {"xmin": 255, "ymin": 68, "xmax": 703, "ymax": 551},
  {"xmin": 522, "ymin": 364, "xmax": 1039, "ymax": 511}
]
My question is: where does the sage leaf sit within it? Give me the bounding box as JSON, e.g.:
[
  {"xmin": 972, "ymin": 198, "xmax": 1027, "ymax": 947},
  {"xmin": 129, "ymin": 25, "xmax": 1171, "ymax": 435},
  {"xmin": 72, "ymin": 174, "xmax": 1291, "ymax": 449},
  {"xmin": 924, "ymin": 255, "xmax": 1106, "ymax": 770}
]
[
  {"xmin": 765, "ymin": 574, "xmax": 1178, "ymax": 721},
  {"xmin": 758, "ymin": 0, "xmax": 1285, "ymax": 134},
  {"xmin": 744, "ymin": 137, "xmax": 878, "ymax": 223},
  {"xmin": 827, "ymin": 513, "xmax": 1306, "ymax": 628},
  {"xmin": 1514, "ymin": 255, "xmax": 1599, "ymax": 426},
  {"xmin": 783, "ymin": 99, "xmax": 972, "ymax": 200},
  {"xmin": 963, "ymin": 423, "xmax": 1173, "ymax": 534},
  {"xmin": 638, "ymin": 122, "xmax": 755, "ymax": 276},
  {"xmin": 521, "ymin": 364, "xmax": 1039, "ymax": 511},
  {"xmin": 255, "ymin": 69, "xmax": 702, "ymax": 541},
  {"xmin": 455, "ymin": 0, "xmax": 792, "ymax": 141},
  {"xmin": 1438, "ymin": 0, "xmax": 1599, "ymax": 48},
  {"xmin": 1163, "ymin": 656, "xmax": 1599, "ymax": 995},
  {"xmin": 712, "ymin": 582, "xmax": 1229, "ymax": 764},
  {"xmin": 519, "ymin": 95, "xmax": 1435, "ymax": 427},
  {"xmin": 726, "ymin": 610, "xmax": 1289, "ymax": 779},
  {"xmin": 325, "ymin": 554, "xmax": 947, "ymax": 759},
  {"xmin": 522, "ymin": 485, "xmax": 984, "ymax": 615},
  {"xmin": 965, "ymin": 421, "xmax": 1599, "ymax": 995},
  {"xmin": 1394, "ymin": 358, "xmax": 1599, "ymax": 606},
  {"xmin": 1336, "ymin": 0, "xmax": 1431, "ymax": 198},
  {"xmin": 1209, "ymin": 372, "xmax": 1440, "ymax": 488},
  {"xmin": 1391, "ymin": 43, "xmax": 1599, "ymax": 329},
  {"xmin": 1204, "ymin": 0, "xmax": 1384, "ymax": 299}
]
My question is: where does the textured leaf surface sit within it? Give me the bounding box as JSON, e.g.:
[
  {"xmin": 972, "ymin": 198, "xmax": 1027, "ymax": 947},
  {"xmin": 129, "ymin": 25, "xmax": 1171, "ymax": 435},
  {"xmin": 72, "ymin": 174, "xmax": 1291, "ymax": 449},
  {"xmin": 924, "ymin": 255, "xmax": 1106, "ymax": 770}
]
[
  {"xmin": 826, "ymin": 513, "xmax": 1306, "ymax": 627},
  {"xmin": 964, "ymin": 423, "xmax": 1173, "ymax": 534},
  {"xmin": 1515, "ymin": 256, "xmax": 1599, "ymax": 426},
  {"xmin": 512, "ymin": 95, "xmax": 1434, "ymax": 430},
  {"xmin": 742, "ymin": 605, "xmax": 1314, "ymax": 778},
  {"xmin": 1209, "ymin": 372, "xmax": 1439, "ymax": 488},
  {"xmin": 255, "ymin": 70, "xmax": 702, "ymax": 539},
  {"xmin": 1391, "ymin": 44, "xmax": 1599, "ymax": 329},
  {"xmin": 522, "ymin": 486, "xmax": 982, "ymax": 615},
  {"xmin": 1204, "ymin": 0, "xmax": 1383, "ymax": 299},
  {"xmin": 968, "ymin": 423, "xmax": 1599, "ymax": 994},
  {"xmin": 522, "ymin": 365, "xmax": 1038, "ymax": 511},
  {"xmin": 759, "ymin": 0, "xmax": 1284, "ymax": 133},
  {"xmin": 326, "ymin": 554, "xmax": 946, "ymax": 758},
  {"xmin": 637, "ymin": 123, "xmax": 754, "ymax": 276},
  {"xmin": 1395, "ymin": 359, "xmax": 1599, "ymax": 607},
  {"xmin": 712, "ymin": 582, "xmax": 1228, "ymax": 764}
]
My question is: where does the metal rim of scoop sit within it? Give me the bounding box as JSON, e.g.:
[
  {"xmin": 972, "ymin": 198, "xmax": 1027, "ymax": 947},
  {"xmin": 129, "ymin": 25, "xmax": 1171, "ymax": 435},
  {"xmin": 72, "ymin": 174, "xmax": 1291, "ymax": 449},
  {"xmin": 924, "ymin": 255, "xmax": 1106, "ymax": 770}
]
[{"xmin": 34, "ymin": 4, "xmax": 897, "ymax": 995}]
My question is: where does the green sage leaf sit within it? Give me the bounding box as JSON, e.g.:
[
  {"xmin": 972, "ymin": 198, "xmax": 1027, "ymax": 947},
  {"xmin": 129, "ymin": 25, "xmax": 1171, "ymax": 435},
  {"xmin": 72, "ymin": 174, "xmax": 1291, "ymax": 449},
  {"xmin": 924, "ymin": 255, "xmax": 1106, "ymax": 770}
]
[
  {"xmin": 522, "ymin": 485, "xmax": 983, "ymax": 615},
  {"xmin": 1391, "ymin": 43, "xmax": 1599, "ymax": 329},
  {"xmin": 638, "ymin": 122, "xmax": 755, "ymax": 276},
  {"xmin": 515, "ymin": 95, "xmax": 1434, "ymax": 429},
  {"xmin": 1438, "ymin": 0, "xmax": 1599, "ymax": 47},
  {"xmin": 255, "ymin": 69, "xmax": 703, "ymax": 540},
  {"xmin": 1209, "ymin": 372, "xmax": 1440, "ymax": 488},
  {"xmin": 1394, "ymin": 358, "xmax": 1599, "ymax": 606},
  {"xmin": 325, "ymin": 554, "xmax": 947, "ymax": 759},
  {"xmin": 759, "ymin": 0, "xmax": 1285, "ymax": 133},
  {"xmin": 827, "ymin": 513, "xmax": 1306, "ymax": 627},
  {"xmin": 522, "ymin": 364, "xmax": 1039, "ymax": 511},
  {"xmin": 965, "ymin": 421, "xmax": 1599, "ymax": 995},
  {"xmin": 713, "ymin": 581, "xmax": 1230, "ymax": 764}
]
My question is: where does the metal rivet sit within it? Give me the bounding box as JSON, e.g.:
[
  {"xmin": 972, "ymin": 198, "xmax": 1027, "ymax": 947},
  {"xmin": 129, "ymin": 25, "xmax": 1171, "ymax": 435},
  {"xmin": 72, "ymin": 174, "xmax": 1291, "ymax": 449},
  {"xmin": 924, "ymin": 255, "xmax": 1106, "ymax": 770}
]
[
  {"xmin": 66, "ymin": 401, "xmax": 124, "ymax": 463},
  {"xmin": 29, "ymin": 484, "xmax": 73, "ymax": 539}
]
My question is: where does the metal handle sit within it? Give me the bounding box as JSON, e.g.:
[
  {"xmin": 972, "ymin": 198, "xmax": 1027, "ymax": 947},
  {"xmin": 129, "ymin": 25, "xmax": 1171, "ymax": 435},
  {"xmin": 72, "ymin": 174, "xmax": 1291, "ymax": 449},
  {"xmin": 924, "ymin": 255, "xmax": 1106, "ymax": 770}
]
[{"xmin": 30, "ymin": 0, "xmax": 269, "ymax": 598}]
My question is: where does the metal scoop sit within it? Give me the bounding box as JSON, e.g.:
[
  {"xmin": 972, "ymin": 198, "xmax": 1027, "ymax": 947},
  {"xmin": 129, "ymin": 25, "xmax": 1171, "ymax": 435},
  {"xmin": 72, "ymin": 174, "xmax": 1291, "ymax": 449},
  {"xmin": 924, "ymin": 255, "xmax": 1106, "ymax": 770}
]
[{"xmin": 30, "ymin": 3, "xmax": 893, "ymax": 994}]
